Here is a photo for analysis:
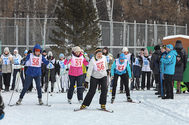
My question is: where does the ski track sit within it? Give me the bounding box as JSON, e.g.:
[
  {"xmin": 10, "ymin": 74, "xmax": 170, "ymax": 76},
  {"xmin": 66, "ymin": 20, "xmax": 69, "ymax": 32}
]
[{"xmin": 1, "ymin": 89, "xmax": 189, "ymax": 125}]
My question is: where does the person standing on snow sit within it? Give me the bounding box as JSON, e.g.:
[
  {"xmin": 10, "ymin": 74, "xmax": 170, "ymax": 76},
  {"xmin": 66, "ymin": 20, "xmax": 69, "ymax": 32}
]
[
  {"xmin": 160, "ymin": 44, "xmax": 177, "ymax": 99},
  {"xmin": 0, "ymin": 47, "xmax": 14, "ymax": 91},
  {"xmin": 11, "ymin": 48, "xmax": 25, "ymax": 90},
  {"xmin": 44, "ymin": 51, "xmax": 56, "ymax": 93},
  {"xmin": 150, "ymin": 45, "xmax": 161, "ymax": 94},
  {"xmin": 80, "ymin": 48, "xmax": 108, "ymax": 110},
  {"xmin": 56, "ymin": 53, "xmax": 69, "ymax": 93},
  {"xmin": 16, "ymin": 44, "xmax": 49, "ymax": 105},
  {"xmin": 141, "ymin": 48, "xmax": 151, "ymax": 90},
  {"xmin": 111, "ymin": 53, "xmax": 133, "ymax": 103},
  {"xmin": 41, "ymin": 50, "xmax": 47, "ymax": 88},
  {"xmin": 64, "ymin": 46, "xmax": 89, "ymax": 104},
  {"xmin": 102, "ymin": 47, "xmax": 114, "ymax": 90}
]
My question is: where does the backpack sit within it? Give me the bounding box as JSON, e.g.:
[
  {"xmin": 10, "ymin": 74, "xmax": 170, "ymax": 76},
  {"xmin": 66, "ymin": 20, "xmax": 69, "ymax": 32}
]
[{"xmin": 176, "ymin": 49, "xmax": 183, "ymax": 66}]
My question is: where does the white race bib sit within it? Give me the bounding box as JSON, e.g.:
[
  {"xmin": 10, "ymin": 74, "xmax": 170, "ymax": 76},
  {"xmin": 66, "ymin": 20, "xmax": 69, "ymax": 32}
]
[
  {"xmin": 115, "ymin": 59, "xmax": 127, "ymax": 72},
  {"xmin": 93, "ymin": 56, "xmax": 106, "ymax": 71}
]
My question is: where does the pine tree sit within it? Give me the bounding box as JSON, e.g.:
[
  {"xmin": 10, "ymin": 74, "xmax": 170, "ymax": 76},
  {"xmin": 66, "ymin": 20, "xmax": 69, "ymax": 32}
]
[{"xmin": 50, "ymin": 0, "xmax": 102, "ymax": 55}]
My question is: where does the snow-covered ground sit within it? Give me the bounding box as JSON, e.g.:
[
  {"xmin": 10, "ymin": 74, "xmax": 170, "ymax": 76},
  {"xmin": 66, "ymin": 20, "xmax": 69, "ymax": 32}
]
[{"xmin": 1, "ymin": 86, "xmax": 189, "ymax": 125}]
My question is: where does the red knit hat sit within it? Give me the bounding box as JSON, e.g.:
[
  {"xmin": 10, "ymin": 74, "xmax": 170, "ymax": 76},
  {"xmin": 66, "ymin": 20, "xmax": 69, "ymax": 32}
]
[{"xmin": 35, "ymin": 49, "xmax": 40, "ymax": 52}]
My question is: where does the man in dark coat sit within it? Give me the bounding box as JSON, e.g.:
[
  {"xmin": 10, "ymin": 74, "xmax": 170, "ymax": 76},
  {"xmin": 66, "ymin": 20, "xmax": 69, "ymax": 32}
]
[
  {"xmin": 172, "ymin": 40, "xmax": 188, "ymax": 94},
  {"xmin": 150, "ymin": 45, "xmax": 161, "ymax": 94}
]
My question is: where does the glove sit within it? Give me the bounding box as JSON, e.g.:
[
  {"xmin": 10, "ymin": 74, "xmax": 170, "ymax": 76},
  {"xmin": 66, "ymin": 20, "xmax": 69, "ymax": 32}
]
[
  {"xmin": 109, "ymin": 56, "xmax": 113, "ymax": 60},
  {"xmin": 129, "ymin": 78, "xmax": 133, "ymax": 82},
  {"xmin": 67, "ymin": 55, "xmax": 72, "ymax": 60},
  {"xmin": 66, "ymin": 68, "xmax": 69, "ymax": 71},
  {"xmin": 147, "ymin": 58, "xmax": 150, "ymax": 61},
  {"xmin": 47, "ymin": 56, "xmax": 51, "ymax": 61},
  {"xmin": 111, "ymin": 76, "xmax": 114, "ymax": 80}
]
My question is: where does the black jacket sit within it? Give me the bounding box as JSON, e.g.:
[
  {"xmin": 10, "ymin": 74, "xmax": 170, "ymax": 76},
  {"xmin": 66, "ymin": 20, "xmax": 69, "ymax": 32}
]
[{"xmin": 150, "ymin": 50, "xmax": 160, "ymax": 74}]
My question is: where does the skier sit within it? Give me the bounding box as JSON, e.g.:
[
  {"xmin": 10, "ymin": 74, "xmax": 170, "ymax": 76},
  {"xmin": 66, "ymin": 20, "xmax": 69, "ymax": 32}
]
[
  {"xmin": 44, "ymin": 51, "xmax": 56, "ymax": 93},
  {"xmin": 80, "ymin": 48, "xmax": 108, "ymax": 109},
  {"xmin": 22, "ymin": 50, "xmax": 34, "ymax": 92},
  {"xmin": 121, "ymin": 47, "xmax": 134, "ymax": 92},
  {"xmin": 64, "ymin": 46, "xmax": 89, "ymax": 104},
  {"xmin": 160, "ymin": 44, "xmax": 177, "ymax": 99},
  {"xmin": 16, "ymin": 44, "xmax": 49, "ymax": 105},
  {"xmin": 111, "ymin": 53, "xmax": 132, "ymax": 103},
  {"xmin": 132, "ymin": 55, "xmax": 142, "ymax": 90},
  {"xmin": 56, "ymin": 53, "xmax": 69, "ymax": 93},
  {"xmin": 0, "ymin": 94, "xmax": 5, "ymax": 120},
  {"xmin": 11, "ymin": 48, "xmax": 25, "ymax": 90},
  {"xmin": 141, "ymin": 48, "xmax": 151, "ymax": 90},
  {"xmin": 0, "ymin": 47, "xmax": 14, "ymax": 91},
  {"xmin": 41, "ymin": 50, "xmax": 47, "ymax": 88},
  {"xmin": 102, "ymin": 47, "xmax": 114, "ymax": 91}
]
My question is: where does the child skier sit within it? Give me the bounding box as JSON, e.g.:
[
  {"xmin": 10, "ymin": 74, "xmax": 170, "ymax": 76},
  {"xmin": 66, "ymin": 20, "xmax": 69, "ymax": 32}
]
[
  {"xmin": 80, "ymin": 48, "xmax": 108, "ymax": 110},
  {"xmin": 56, "ymin": 53, "xmax": 69, "ymax": 93},
  {"xmin": 44, "ymin": 51, "xmax": 56, "ymax": 93},
  {"xmin": 111, "ymin": 53, "xmax": 132, "ymax": 103},
  {"xmin": 16, "ymin": 44, "xmax": 49, "ymax": 105},
  {"xmin": 0, "ymin": 47, "xmax": 14, "ymax": 91},
  {"xmin": 141, "ymin": 48, "xmax": 151, "ymax": 90},
  {"xmin": 11, "ymin": 48, "xmax": 25, "ymax": 90},
  {"xmin": 64, "ymin": 46, "xmax": 89, "ymax": 104}
]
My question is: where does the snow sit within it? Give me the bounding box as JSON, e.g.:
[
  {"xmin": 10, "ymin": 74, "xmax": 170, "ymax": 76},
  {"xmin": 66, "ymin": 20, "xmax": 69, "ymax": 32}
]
[
  {"xmin": 163, "ymin": 35, "xmax": 189, "ymax": 40},
  {"xmin": 1, "ymin": 87, "xmax": 189, "ymax": 125}
]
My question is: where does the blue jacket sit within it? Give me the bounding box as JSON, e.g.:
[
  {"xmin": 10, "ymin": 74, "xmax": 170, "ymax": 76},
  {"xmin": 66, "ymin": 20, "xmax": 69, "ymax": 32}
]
[
  {"xmin": 24, "ymin": 44, "xmax": 49, "ymax": 77},
  {"xmin": 111, "ymin": 59, "xmax": 132, "ymax": 78},
  {"xmin": 160, "ymin": 50, "xmax": 177, "ymax": 75}
]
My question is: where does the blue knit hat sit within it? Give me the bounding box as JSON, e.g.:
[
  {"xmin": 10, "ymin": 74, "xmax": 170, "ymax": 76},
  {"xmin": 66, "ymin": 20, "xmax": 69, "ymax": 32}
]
[
  {"xmin": 166, "ymin": 44, "xmax": 173, "ymax": 50},
  {"xmin": 24, "ymin": 50, "xmax": 28, "ymax": 54},
  {"xmin": 59, "ymin": 53, "xmax": 64, "ymax": 58},
  {"xmin": 119, "ymin": 53, "xmax": 126, "ymax": 60}
]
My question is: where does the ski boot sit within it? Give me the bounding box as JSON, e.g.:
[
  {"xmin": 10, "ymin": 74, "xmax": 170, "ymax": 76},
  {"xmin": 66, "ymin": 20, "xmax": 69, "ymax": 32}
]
[
  {"xmin": 44, "ymin": 88, "xmax": 47, "ymax": 92},
  {"xmin": 38, "ymin": 98, "xmax": 43, "ymax": 105},
  {"xmin": 51, "ymin": 88, "xmax": 54, "ymax": 93},
  {"xmin": 111, "ymin": 96, "xmax": 115, "ymax": 104},
  {"xmin": 101, "ymin": 104, "xmax": 106, "ymax": 110},
  {"xmin": 16, "ymin": 98, "xmax": 22, "ymax": 105},
  {"xmin": 68, "ymin": 99, "xmax": 72, "ymax": 104},
  {"xmin": 127, "ymin": 96, "xmax": 132, "ymax": 102},
  {"xmin": 80, "ymin": 104, "xmax": 86, "ymax": 109},
  {"xmin": 61, "ymin": 88, "xmax": 64, "ymax": 93}
]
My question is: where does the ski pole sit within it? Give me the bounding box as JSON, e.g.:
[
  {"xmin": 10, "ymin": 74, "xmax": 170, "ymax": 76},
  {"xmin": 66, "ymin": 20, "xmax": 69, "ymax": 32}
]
[
  {"xmin": 8, "ymin": 67, "xmax": 24, "ymax": 106},
  {"xmin": 46, "ymin": 60, "xmax": 51, "ymax": 106}
]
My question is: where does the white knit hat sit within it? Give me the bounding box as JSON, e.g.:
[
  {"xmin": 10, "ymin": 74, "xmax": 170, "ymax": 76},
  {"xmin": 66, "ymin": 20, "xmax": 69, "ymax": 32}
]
[
  {"xmin": 4, "ymin": 47, "xmax": 9, "ymax": 52},
  {"xmin": 48, "ymin": 51, "xmax": 53, "ymax": 56},
  {"xmin": 73, "ymin": 46, "xmax": 81, "ymax": 52},
  {"xmin": 122, "ymin": 47, "xmax": 128, "ymax": 52},
  {"xmin": 14, "ymin": 48, "xmax": 18, "ymax": 53}
]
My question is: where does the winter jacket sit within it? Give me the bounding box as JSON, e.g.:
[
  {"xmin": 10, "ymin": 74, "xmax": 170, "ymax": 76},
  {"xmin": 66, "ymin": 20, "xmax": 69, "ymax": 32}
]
[
  {"xmin": 64, "ymin": 53, "xmax": 89, "ymax": 77},
  {"xmin": 155, "ymin": 51, "xmax": 167, "ymax": 73},
  {"xmin": 111, "ymin": 59, "xmax": 132, "ymax": 78},
  {"xmin": 86, "ymin": 55, "xmax": 108, "ymax": 82},
  {"xmin": 174, "ymin": 42, "xmax": 188, "ymax": 71},
  {"xmin": 160, "ymin": 50, "xmax": 177, "ymax": 75},
  {"xmin": 150, "ymin": 50, "xmax": 160, "ymax": 74},
  {"xmin": 24, "ymin": 44, "xmax": 49, "ymax": 77},
  {"xmin": 0, "ymin": 53, "xmax": 15, "ymax": 73}
]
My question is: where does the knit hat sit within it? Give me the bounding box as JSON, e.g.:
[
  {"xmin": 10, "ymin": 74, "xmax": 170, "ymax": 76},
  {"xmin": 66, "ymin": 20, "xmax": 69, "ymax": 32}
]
[
  {"xmin": 176, "ymin": 40, "xmax": 182, "ymax": 44},
  {"xmin": 149, "ymin": 49, "xmax": 153, "ymax": 54},
  {"xmin": 4, "ymin": 47, "xmax": 9, "ymax": 52},
  {"xmin": 95, "ymin": 48, "xmax": 102, "ymax": 54},
  {"xmin": 144, "ymin": 48, "xmax": 148, "ymax": 55},
  {"xmin": 24, "ymin": 50, "xmax": 28, "ymax": 54},
  {"xmin": 166, "ymin": 44, "xmax": 173, "ymax": 50},
  {"xmin": 141, "ymin": 48, "xmax": 144, "ymax": 51},
  {"xmin": 48, "ymin": 51, "xmax": 53, "ymax": 56},
  {"xmin": 59, "ymin": 53, "xmax": 64, "ymax": 58},
  {"xmin": 161, "ymin": 45, "xmax": 166, "ymax": 49},
  {"xmin": 122, "ymin": 47, "xmax": 128, "ymax": 52},
  {"xmin": 14, "ymin": 48, "xmax": 18, "ymax": 53},
  {"xmin": 43, "ymin": 50, "xmax": 47, "ymax": 53},
  {"xmin": 119, "ymin": 53, "xmax": 126, "ymax": 60},
  {"xmin": 73, "ymin": 46, "xmax": 81, "ymax": 52},
  {"xmin": 154, "ymin": 45, "xmax": 160, "ymax": 51}
]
